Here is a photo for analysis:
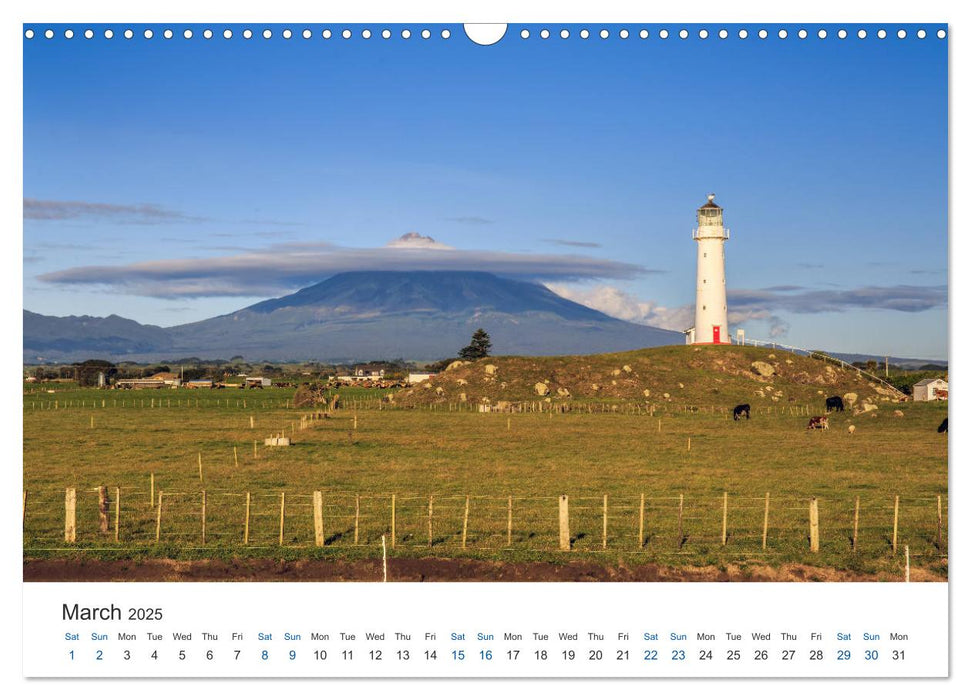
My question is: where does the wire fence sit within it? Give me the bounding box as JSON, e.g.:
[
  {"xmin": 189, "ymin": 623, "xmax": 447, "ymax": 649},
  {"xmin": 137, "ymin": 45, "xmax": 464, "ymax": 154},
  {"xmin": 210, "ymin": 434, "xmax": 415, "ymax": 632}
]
[
  {"xmin": 23, "ymin": 487, "xmax": 948, "ymax": 563},
  {"xmin": 737, "ymin": 337, "xmax": 908, "ymax": 399},
  {"xmin": 22, "ymin": 396, "xmax": 868, "ymax": 417}
]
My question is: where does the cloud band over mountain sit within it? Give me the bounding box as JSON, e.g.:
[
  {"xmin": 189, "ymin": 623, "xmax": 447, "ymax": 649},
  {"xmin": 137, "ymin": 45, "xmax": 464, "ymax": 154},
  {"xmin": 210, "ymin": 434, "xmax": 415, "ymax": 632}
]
[{"xmin": 37, "ymin": 240, "xmax": 655, "ymax": 299}]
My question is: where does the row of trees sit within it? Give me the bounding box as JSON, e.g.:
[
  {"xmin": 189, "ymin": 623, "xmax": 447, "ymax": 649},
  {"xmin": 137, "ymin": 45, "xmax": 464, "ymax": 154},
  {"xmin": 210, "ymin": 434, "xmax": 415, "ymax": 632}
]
[{"xmin": 26, "ymin": 329, "xmax": 497, "ymax": 386}]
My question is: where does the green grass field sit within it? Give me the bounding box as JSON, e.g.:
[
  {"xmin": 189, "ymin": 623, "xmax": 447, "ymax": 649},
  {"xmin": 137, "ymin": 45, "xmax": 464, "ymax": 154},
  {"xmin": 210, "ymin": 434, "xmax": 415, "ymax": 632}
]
[{"xmin": 22, "ymin": 383, "xmax": 948, "ymax": 580}]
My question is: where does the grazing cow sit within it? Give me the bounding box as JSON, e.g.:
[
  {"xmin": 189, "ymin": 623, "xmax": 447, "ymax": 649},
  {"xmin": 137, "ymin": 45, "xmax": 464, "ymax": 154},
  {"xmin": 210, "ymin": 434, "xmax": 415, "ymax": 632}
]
[
  {"xmin": 825, "ymin": 396, "xmax": 845, "ymax": 413},
  {"xmin": 732, "ymin": 403, "xmax": 751, "ymax": 421},
  {"xmin": 807, "ymin": 416, "xmax": 829, "ymax": 430},
  {"xmin": 938, "ymin": 418, "xmax": 948, "ymax": 433}
]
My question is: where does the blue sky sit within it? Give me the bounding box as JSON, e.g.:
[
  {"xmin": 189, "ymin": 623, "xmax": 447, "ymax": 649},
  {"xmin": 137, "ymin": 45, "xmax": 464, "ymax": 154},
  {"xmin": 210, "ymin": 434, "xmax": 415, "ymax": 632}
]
[{"xmin": 23, "ymin": 24, "xmax": 948, "ymax": 358}]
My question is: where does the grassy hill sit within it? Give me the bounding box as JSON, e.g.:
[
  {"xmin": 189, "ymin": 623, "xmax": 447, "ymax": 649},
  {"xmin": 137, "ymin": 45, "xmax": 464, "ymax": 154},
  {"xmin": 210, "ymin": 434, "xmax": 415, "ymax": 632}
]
[{"xmin": 393, "ymin": 345, "xmax": 904, "ymax": 410}]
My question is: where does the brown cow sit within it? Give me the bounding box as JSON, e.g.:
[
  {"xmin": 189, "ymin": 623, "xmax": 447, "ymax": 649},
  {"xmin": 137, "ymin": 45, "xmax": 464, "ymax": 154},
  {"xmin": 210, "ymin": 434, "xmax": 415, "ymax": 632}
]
[{"xmin": 807, "ymin": 416, "xmax": 829, "ymax": 430}]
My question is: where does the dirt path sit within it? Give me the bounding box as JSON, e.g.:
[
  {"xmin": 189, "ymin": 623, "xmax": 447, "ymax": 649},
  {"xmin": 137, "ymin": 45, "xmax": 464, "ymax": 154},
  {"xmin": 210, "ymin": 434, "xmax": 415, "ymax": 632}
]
[{"xmin": 23, "ymin": 557, "xmax": 943, "ymax": 582}]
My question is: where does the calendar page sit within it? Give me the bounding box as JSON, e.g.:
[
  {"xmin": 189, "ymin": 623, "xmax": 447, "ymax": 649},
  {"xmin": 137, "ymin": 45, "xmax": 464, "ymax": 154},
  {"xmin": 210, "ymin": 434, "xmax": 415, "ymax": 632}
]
[{"xmin": 13, "ymin": 0, "xmax": 956, "ymax": 692}]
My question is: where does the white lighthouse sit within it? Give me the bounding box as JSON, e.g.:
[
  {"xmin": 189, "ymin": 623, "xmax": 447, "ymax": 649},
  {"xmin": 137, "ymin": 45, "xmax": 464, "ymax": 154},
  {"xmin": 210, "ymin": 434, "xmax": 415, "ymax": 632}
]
[{"xmin": 689, "ymin": 194, "xmax": 730, "ymax": 345}]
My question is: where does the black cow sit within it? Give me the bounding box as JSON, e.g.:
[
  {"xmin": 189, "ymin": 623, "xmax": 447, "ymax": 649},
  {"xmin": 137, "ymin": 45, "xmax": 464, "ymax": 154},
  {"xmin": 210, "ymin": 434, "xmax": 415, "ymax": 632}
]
[
  {"xmin": 825, "ymin": 396, "xmax": 845, "ymax": 413},
  {"xmin": 938, "ymin": 418, "xmax": 948, "ymax": 433},
  {"xmin": 733, "ymin": 403, "xmax": 751, "ymax": 421}
]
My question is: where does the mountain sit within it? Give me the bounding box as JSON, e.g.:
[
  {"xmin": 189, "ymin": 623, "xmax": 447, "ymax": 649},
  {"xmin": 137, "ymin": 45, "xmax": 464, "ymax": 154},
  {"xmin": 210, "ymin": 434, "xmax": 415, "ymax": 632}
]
[
  {"xmin": 23, "ymin": 310, "xmax": 173, "ymax": 359},
  {"xmin": 24, "ymin": 271, "xmax": 683, "ymax": 362}
]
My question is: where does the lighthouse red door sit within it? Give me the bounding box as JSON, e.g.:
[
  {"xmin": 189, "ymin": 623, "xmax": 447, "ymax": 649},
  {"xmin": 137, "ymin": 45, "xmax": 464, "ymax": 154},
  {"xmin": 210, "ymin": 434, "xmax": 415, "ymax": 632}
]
[{"xmin": 712, "ymin": 325, "xmax": 721, "ymax": 344}]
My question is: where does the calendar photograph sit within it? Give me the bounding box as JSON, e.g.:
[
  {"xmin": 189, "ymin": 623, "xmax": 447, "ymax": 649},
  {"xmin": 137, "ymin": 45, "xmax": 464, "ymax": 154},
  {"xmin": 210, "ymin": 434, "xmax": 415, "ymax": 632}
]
[{"xmin": 22, "ymin": 22, "xmax": 948, "ymax": 587}]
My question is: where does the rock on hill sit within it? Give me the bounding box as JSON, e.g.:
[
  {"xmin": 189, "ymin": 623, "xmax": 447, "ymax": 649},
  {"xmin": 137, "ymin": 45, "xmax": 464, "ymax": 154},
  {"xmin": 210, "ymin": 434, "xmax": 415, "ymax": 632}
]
[{"xmin": 392, "ymin": 345, "xmax": 904, "ymax": 410}]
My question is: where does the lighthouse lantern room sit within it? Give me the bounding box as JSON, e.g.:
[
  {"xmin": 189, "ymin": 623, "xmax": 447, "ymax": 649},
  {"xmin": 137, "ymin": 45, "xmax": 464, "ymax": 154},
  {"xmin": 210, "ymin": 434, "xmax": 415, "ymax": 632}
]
[{"xmin": 691, "ymin": 194, "xmax": 731, "ymax": 345}]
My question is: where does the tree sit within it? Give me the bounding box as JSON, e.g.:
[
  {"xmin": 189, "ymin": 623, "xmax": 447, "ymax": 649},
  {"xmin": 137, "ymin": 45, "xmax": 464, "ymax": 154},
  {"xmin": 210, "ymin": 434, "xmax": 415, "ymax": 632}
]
[
  {"xmin": 459, "ymin": 328, "xmax": 492, "ymax": 360},
  {"xmin": 73, "ymin": 359, "xmax": 115, "ymax": 387}
]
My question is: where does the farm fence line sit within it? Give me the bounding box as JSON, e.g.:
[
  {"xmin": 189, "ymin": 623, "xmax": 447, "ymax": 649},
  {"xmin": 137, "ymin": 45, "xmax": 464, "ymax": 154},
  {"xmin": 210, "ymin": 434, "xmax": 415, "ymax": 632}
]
[
  {"xmin": 23, "ymin": 395, "xmax": 884, "ymax": 417},
  {"xmin": 738, "ymin": 337, "xmax": 907, "ymax": 399},
  {"xmin": 24, "ymin": 486, "xmax": 947, "ymax": 561}
]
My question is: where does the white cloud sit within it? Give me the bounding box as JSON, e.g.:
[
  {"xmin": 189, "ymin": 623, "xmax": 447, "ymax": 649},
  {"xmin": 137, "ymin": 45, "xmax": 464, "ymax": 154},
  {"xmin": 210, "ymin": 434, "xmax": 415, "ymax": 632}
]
[
  {"xmin": 548, "ymin": 284, "xmax": 793, "ymax": 337},
  {"xmin": 545, "ymin": 284, "xmax": 694, "ymax": 331}
]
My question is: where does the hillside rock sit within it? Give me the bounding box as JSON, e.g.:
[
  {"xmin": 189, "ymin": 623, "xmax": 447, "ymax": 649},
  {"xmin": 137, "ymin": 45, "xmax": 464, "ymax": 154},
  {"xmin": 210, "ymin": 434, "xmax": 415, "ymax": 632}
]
[
  {"xmin": 446, "ymin": 360, "xmax": 471, "ymax": 372},
  {"xmin": 751, "ymin": 361, "xmax": 775, "ymax": 377},
  {"xmin": 843, "ymin": 392, "xmax": 858, "ymax": 406},
  {"xmin": 534, "ymin": 382, "xmax": 549, "ymax": 396}
]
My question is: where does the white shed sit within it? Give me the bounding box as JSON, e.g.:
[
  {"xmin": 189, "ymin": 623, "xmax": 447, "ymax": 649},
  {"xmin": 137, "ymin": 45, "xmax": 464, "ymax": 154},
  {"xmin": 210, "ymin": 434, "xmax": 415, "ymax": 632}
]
[{"xmin": 913, "ymin": 377, "xmax": 948, "ymax": 402}]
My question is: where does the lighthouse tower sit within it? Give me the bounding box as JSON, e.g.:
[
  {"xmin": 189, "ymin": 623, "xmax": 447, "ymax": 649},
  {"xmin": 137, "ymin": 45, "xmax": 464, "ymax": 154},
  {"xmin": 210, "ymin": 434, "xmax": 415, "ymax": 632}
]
[{"xmin": 691, "ymin": 194, "xmax": 730, "ymax": 345}]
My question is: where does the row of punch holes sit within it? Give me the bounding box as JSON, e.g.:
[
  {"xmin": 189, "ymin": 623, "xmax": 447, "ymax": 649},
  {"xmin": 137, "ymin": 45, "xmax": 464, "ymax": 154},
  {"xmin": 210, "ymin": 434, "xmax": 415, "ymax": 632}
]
[{"xmin": 24, "ymin": 26, "xmax": 947, "ymax": 42}]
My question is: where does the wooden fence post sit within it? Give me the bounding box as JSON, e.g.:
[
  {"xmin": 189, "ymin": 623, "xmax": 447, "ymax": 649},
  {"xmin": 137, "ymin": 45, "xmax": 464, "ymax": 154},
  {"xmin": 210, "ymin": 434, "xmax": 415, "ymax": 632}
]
[
  {"xmin": 313, "ymin": 491, "xmax": 324, "ymax": 546},
  {"xmin": 638, "ymin": 493, "xmax": 645, "ymax": 548},
  {"xmin": 853, "ymin": 496, "xmax": 860, "ymax": 552},
  {"xmin": 114, "ymin": 487, "xmax": 120, "ymax": 543},
  {"xmin": 905, "ymin": 544, "xmax": 911, "ymax": 582},
  {"xmin": 809, "ymin": 497, "xmax": 819, "ymax": 553},
  {"xmin": 201, "ymin": 490, "xmax": 207, "ymax": 545},
  {"xmin": 390, "ymin": 494, "xmax": 396, "ymax": 549},
  {"xmin": 98, "ymin": 486, "xmax": 109, "ymax": 534},
  {"xmin": 155, "ymin": 491, "xmax": 163, "ymax": 543},
  {"xmin": 198, "ymin": 453, "xmax": 203, "ymax": 482},
  {"xmin": 382, "ymin": 534, "xmax": 388, "ymax": 583},
  {"xmin": 253, "ymin": 440, "xmax": 258, "ymax": 459},
  {"xmin": 558, "ymin": 495, "xmax": 570, "ymax": 551},
  {"xmin": 507, "ymin": 496, "xmax": 513, "ymax": 546},
  {"xmin": 427, "ymin": 496, "xmax": 434, "ymax": 546},
  {"xmin": 462, "ymin": 496, "xmax": 470, "ymax": 549},
  {"xmin": 234, "ymin": 446, "xmax": 238, "ymax": 469},
  {"xmin": 64, "ymin": 487, "xmax": 76, "ymax": 543},
  {"xmin": 937, "ymin": 494, "xmax": 943, "ymax": 552},
  {"xmin": 677, "ymin": 494, "xmax": 684, "ymax": 548},
  {"xmin": 244, "ymin": 492, "xmax": 251, "ymax": 545},
  {"xmin": 892, "ymin": 495, "xmax": 900, "ymax": 555},
  {"xmin": 762, "ymin": 492, "xmax": 770, "ymax": 550},
  {"xmin": 602, "ymin": 494, "xmax": 608, "ymax": 549},
  {"xmin": 721, "ymin": 492, "xmax": 728, "ymax": 546},
  {"xmin": 354, "ymin": 495, "xmax": 360, "ymax": 545},
  {"xmin": 278, "ymin": 492, "xmax": 286, "ymax": 546},
  {"xmin": 22, "ymin": 490, "xmax": 27, "ymax": 528},
  {"xmin": 150, "ymin": 472, "xmax": 155, "ymax": 508}
]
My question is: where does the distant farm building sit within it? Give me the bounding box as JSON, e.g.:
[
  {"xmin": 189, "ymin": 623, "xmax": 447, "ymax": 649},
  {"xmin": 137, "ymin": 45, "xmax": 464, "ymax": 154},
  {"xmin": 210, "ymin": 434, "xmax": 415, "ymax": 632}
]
[
  {"xmin": 244, "ymin": 377, "xmax": 272, "ymax": 388},
  {"xmin": 407, "ymin": 372, "xmax": 438, "ymax": 385},
  {"xmin": 116, "ymin": 372, "xmax": 181, "ymax": 390},
  {"xmin": 115, "ymin": 379, "xmax": 168, "ymax": 390},
  {"xmin": 913, "ymin": 377, "xmax": 948, "ymax": 402},
  {"xmin": 354, "ymin": 365, "xmax": 386, "ymax": 379},
  {"xmin": 185, "ymin": 379, "xmax": 214, "ymax": 389},
  {"xmin": 337, "ymin": 365, "xmax": 387, "ymax": 382}
]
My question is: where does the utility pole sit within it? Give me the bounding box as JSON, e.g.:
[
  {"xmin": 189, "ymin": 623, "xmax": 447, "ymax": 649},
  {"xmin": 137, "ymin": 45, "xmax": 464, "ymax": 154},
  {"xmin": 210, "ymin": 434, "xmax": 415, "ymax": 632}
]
[{"xmin": 885, "ymin": 356, "xmax": 889, "ymax": 377}]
